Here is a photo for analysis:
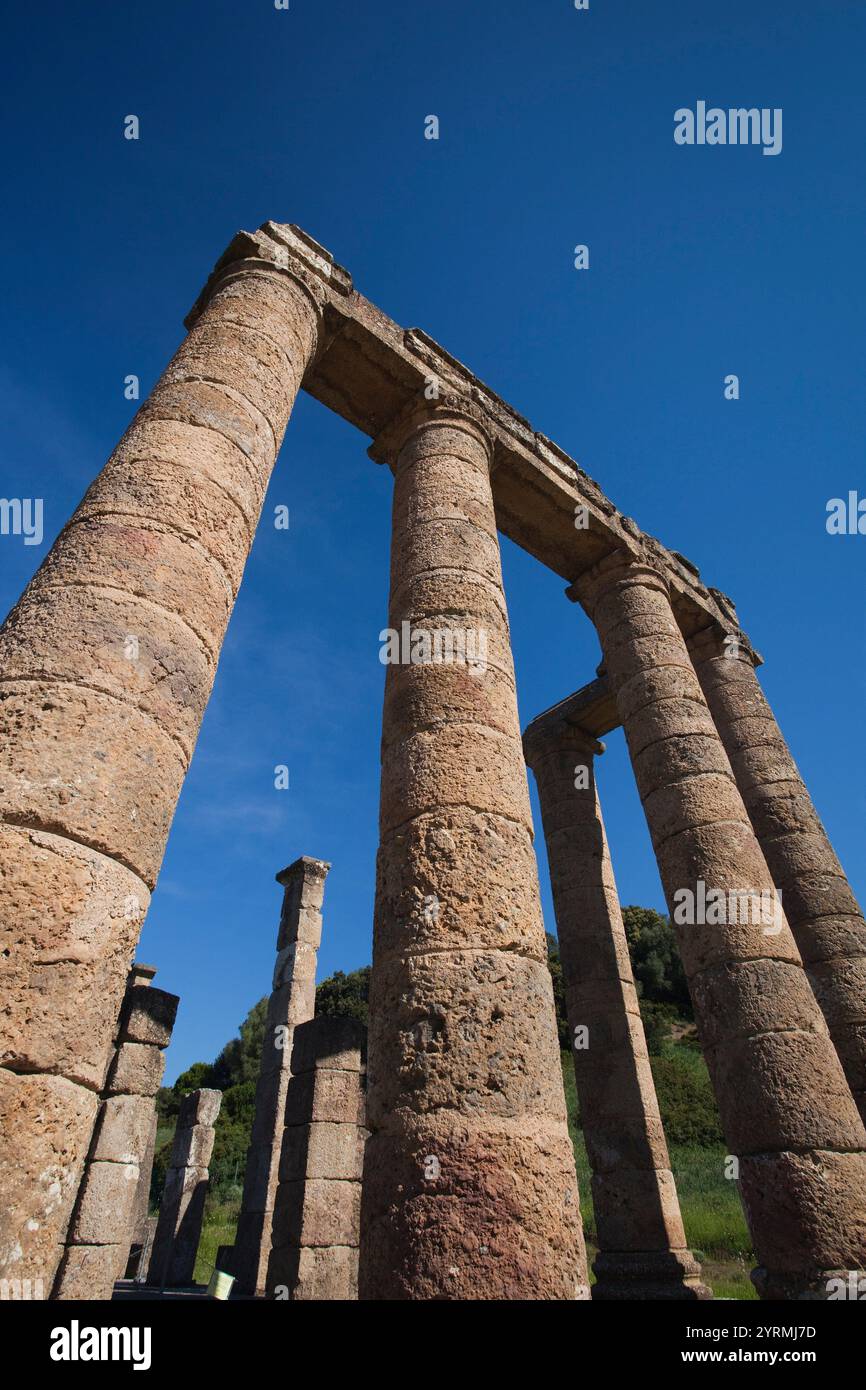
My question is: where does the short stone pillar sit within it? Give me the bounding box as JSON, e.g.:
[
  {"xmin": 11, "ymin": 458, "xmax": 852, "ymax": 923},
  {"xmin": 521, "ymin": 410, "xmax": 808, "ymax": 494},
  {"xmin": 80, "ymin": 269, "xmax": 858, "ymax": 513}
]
[
  {"xmin": 524, "ymin": 715, "xmax": 710, "ymax": 1299},
  {"xmin": 52, "ymin": 963, "xmax": 178, "ymax": 1300},
  {"xmin": 0, "ymin": 224, "xmax": 325, "ymax": 1290},
  {"xmin": 569, "ymin": 548, "xmax": 866, "ymax": 1299},
  {"xmin": 687, "ymin": 623, "xmax": 866, "ymax": 1124},
  {"xmin": 148, "ymin": 1089, "xmax": 222, "ymax": 1288},
  {"xmin": 267, "ymin": 1017, "xmax": 367, "ymax": 1300},
  {"xmin": 117, "ymin": 964, "xmax": 164, "ymax": 1283},
  {"xmin": 231, "ymin": 856, "xmax": 329, "ymax": 1295},
  {"xmin": 361, "ymin": 393, "xmax": 585, "ymax": 1300}
]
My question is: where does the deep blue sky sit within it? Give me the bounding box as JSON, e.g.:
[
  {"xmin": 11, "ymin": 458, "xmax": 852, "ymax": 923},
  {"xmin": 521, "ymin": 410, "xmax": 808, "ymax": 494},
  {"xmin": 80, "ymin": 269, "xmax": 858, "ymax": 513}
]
[{"xmin": 2, "ymin": 1, "xmax": 863, "ymax": 1083}]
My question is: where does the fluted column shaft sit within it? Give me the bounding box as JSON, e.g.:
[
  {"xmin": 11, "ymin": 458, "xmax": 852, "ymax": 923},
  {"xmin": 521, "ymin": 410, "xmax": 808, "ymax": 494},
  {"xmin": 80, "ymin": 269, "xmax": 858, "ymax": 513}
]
[
  {"xmin": 524, "ymin": 719, "xmax": 709, "ymax": 1299},
  {"xmin": 571, "ymin": 551, "xmax": 866, "ymax": 1300},
  {"xmin": 0, "ymin": 239, "xmax": 322, "ymax": 1288},
  {"xmin": 688, "ymin": 626, "xmax": 866, "ymax": 1123},
  {"xmin": 360, "ymin": 395, "xmax": 586, "ymax": 1300}
]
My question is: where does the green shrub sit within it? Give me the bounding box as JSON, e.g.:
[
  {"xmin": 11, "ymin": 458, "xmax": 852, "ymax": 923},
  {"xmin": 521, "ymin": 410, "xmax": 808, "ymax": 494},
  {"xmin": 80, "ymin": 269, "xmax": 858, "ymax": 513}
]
[{"xmin": 651, "ymin": 1044, "xmax": 724, "ymax": 1147}]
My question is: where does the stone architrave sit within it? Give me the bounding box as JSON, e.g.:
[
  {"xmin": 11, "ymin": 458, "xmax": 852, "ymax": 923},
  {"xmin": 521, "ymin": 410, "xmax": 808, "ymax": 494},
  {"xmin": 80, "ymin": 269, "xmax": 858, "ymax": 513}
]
[
  {"xmin": 569, "ymin": 548, "xmax": 866, "ymax": 1299},
  {"xmin": 687, "ymin": 623, "xmax": 866, "ymax": 1125},
  {"xmin": 359, "ymin": 392, "xmax": 587, "ymax": 1301},
  {"xmin": 147, "ymin": 1089, "xmax": 222, "ymax": 1289},
  {"xmin": 231, "ymin": 856, "xmax": 329, "ymax": 1295},
  {"xmin": 52, "ymin": 963, "xmax": 179, "ymax": 1300},
  {"xmin": 0, "ymin": 224, "xmax": 327, "ymax": 1290},
  {"xmin": 267, "ymin": 1017, "xmax": 367, "ymax": 1300},
  {"xmin": 524, "ymin": 715, "xmax": 710, "ymax": 1300}
]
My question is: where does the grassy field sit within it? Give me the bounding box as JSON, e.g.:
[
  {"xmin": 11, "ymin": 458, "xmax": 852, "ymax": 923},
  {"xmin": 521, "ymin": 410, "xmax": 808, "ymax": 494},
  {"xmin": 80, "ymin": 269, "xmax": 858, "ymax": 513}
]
[
  {"xmin": 194, "ymin": 1199, "xmax": 240, "ymax": 1287},
  {"xmin": 562, "ymin": 1052, "xmax": 757, "ymax": 1300}
]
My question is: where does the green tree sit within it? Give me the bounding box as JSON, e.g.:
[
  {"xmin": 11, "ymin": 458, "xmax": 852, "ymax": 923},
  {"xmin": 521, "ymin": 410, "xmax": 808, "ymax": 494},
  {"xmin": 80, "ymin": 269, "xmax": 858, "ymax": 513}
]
[
  {"xmin": 315, "ymin": 967, "xmax": 370, "ymax": 1025},
  {"xmin": 155, "ymin": 1060, "xmax": 216, "ymax": 1121},
  {"xmin": 546, "ymin": 934, "xmax": 570, "ymax": 1049},
  {"xmin": 622, "ymin": 905, "xmax": 692, "ymax": 1018}
]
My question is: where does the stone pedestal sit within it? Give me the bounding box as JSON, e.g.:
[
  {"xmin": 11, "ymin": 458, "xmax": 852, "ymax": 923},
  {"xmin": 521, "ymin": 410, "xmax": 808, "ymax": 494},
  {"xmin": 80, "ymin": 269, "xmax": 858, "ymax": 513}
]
[
  {"xmin": 148, "ymin": 1089, "xmax": 222, "ymax": 1288},
  {"xmin": 688, "ymin": 623, "xmax": 866, "ymax": 1125},
  {"xmin": 52, "ymin": 963, "xmax": 178, "ymax": 1300},
  {"xmin": 231, "ymin": 856, "xmax": 329, "ymax": 1295},
  {"xmin": 360, "ymin": 393, "xmax": 586, "ymax": 1301},
  {"xmin": 569, "ymin": 549, "xmax": 866, "ymax": 1299},
  {"xmin": 524, "ymin": 716, "xmax": 710, "ymax": 1300},
  {"xmin": 267, "ymin": 1016, "xmax": 367, "ymax": 1300},
  {"xmin": 0, "ymin": 226, "xmax": 324, "ymax": 1290}
]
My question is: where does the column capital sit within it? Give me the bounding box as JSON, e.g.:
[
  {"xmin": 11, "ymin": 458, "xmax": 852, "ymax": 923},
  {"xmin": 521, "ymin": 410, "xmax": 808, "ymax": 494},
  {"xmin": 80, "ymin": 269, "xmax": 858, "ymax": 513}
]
[
  {"xmin": 522, "ymin": 714, "xmax": 604, "ymax": 770},
  {"xmin": 275, "ymin": 855, "xmax": 331, "ymax": 888},
  {"xmin": 185, "ymin": 222, "xmax": 345, "ymax": 332},
  {"xmin": 565, "ymin": 546, "xmax": 669, "ymax": 617},
  {"xmin": 687, "ymin": 620, "xmax": 762, "ymax": 670},
  {"xmin": 367, "ymin": 388, "xmax": 495, "ymax": 470},
  {"xmin": 127, "ymin": 962, "xmax": 157, "ymax": 989}
]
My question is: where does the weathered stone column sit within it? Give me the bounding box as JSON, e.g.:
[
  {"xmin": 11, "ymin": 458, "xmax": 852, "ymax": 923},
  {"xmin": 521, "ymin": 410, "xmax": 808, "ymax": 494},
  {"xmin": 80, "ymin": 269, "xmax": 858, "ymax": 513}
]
[
  {"xmin": 360, "ymin": 393, "xmax": 586, "ymax": 1301},
  {"xmin": 232, "ymin": 855, "xmax": 329, "ymax": 1295},
  {"xmin": 523, "ymin": 716, "xmax": 709, "ymax": 1299},
  {"xmin": 267, "ymin": 1016, "xmax": 367, "ymax": 1300},
  {"xmin": 687, "ymin": 623, "xmax": 866, "ymax": 1125},
  {"xmin": 569, "ymin": 549, "xmax": 866, "ymax": 1299},
  {"xmin": 53, "ymin": 962, "xmax": 178, "ymax": 1299},
  {"xmin": 0, "ymin": 225, "xmax": 325, "ymax": 1289},
  {"xmin": 148, "ymin": 1089, "xmax": 222, "ymax": 1288}
]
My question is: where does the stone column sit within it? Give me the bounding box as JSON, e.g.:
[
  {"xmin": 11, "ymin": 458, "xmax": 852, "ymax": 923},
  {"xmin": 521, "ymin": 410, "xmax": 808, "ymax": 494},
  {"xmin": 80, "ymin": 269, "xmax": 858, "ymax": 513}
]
[
  {"xmin": 523, "ymin": 717, "xmax": 709, "ymax": 1299},
  {"xmin": 53, "ymin": 962, "xmax": 178, "ymax": 1299},
  {"xmin": 687, "ymin": 624, "xmax": 866, "ymax": 1125},
  {"xmin": 232, "ymin": 856, "xmax": 329, "ymax": 1295},
  {"xmin": 148, "ymin": 1089, "xmax": 222, "ymax": 1289},
  {"xmin": 569, "ymin": 549, "xmax": 866, "ymax": 1299},
  {"xmin": 0, "ymin": 227, "xmax": 323, "ymax": 1289},
  {"xmin": 267, "ymin": 1017, "xmax": 367, "ymax": 1300},
  {"xmin": 122, "ymin": 966, "xmax": 161, "ymax": 1281},
  {"xmin": 360, "ymin": 393, "xmax": 586, "ymax": 1301}
]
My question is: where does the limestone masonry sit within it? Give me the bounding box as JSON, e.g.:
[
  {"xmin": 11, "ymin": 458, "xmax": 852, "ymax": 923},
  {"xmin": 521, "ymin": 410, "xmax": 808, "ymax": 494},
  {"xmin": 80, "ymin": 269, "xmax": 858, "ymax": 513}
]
[{"xmin": 0, "ymin": 221, "xmax": 863, "ymax": 1300}]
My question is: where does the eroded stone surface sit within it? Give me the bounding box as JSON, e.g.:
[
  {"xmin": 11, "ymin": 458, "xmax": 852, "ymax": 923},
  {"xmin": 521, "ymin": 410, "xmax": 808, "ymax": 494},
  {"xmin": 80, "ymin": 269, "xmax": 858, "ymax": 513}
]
[
  {"xmin": 267, "ymin": 1016, "xmax": 367, "ymax": 1301},
  {"xmin": 360, "ymin": 400, "xmax": 584, "ymax": 1300},
  {"xmin": 148, "ymin": 1090, "xmax": 222, "ymax": 1289},
  {"xmin": 0, "ymin": 1070, "xmax": 98, "ymax": 1287},
  {"xmin": 0, "ymin": 825, "xmax": 149, "ymax": 1090},
  {"xmin": 0, "ymin": 244, "xmax": 320, "ymax": 1289},
  {"xmin": 524, "ymin": 719, "xmax": 708, "ymax": 1298},
  {"xmin": 571, "ymin": 551, "xmax": 866, "ymax": 1297},
  {"xmin": 688, "ymin": 627, "xmax": 866, "ymax": 1123}
]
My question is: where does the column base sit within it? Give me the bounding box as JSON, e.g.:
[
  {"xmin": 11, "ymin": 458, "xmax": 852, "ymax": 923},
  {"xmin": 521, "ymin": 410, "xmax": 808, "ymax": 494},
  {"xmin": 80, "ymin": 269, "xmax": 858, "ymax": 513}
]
[
  {"xmin": 592, "ymin": 1250, "xmax": 713, "ymax": 1301},
  {"xmin": 752, "ymin": 1266, "xmax": 866, "ymax": 1301}
]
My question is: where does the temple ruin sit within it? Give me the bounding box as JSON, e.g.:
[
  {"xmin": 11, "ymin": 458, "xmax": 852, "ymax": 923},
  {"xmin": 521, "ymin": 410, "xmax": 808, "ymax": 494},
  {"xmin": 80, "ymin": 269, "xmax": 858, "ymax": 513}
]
[{"xmin": 0, "ymin": 221, "xmax": 864, "ymax": 1300}]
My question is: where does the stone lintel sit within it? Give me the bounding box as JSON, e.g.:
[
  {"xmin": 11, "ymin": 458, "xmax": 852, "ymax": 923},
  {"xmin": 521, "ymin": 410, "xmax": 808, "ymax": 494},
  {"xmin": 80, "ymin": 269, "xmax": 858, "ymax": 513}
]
[
  {"xmin": 524, "ymin": 623, "xmax": 764, "ymax": 753},
  {"xmin": 186, "ymin": 221, "xmax": 744, "ymax": 642},
  {"xmin": 524, "ymin": 676, "xmax": 620, "ymax": 748}
]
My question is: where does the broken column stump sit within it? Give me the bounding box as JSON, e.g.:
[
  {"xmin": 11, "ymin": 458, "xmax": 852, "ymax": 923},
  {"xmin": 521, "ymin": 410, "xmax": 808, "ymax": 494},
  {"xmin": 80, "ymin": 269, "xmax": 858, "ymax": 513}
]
[
  {"xmin": 52, "ymin": 962, "xmax": 178, "ymax": 1300},
  {"xmin": 266, "ymin": 1016, "xmax": 367, "ymax": 1300},
  {"xmin": 147, "ymin": 1088, "xmax": 221, "ymax": 1288},
  {"xmin": 231, "ymin": 856, "xmax": 329, "ymax": 1295}
]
